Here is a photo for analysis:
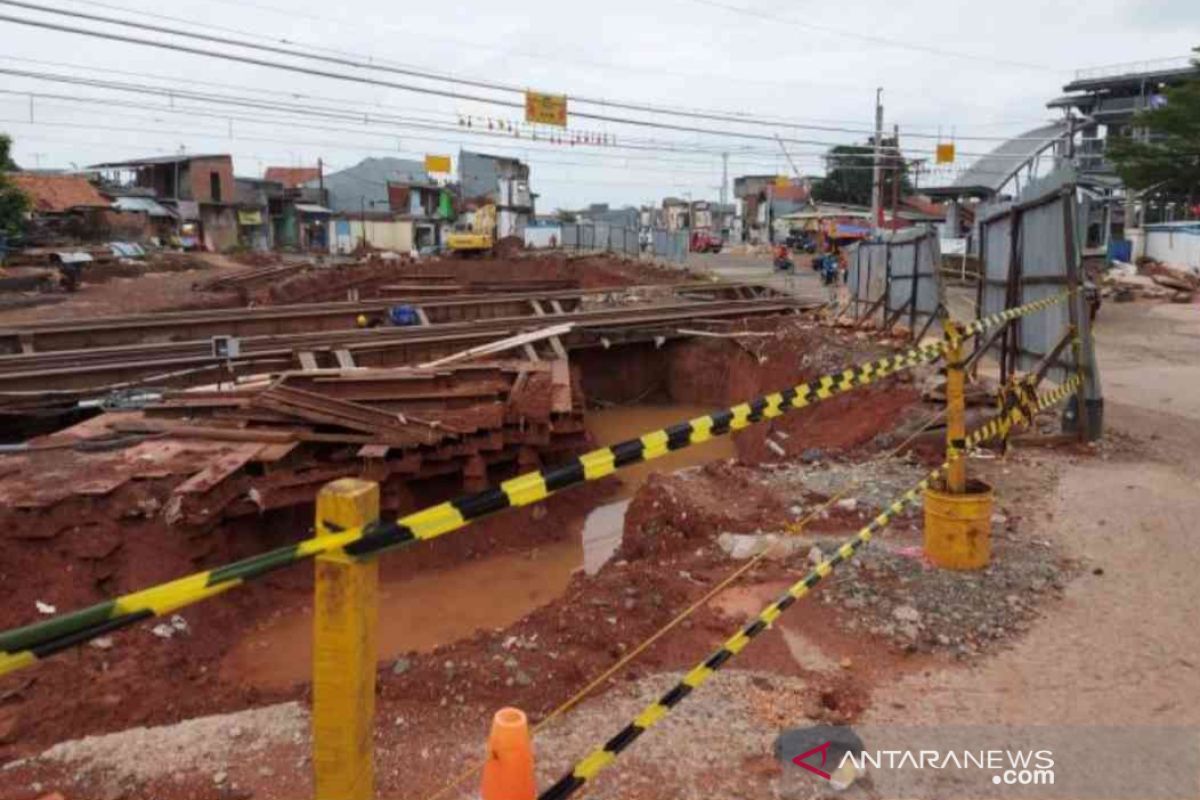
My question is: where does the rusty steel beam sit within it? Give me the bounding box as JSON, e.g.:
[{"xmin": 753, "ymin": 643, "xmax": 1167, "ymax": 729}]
[
  {"xmin": 0, "ymin": 298, "xmax": 811, "ymax": 401},
  {"xmin": 0, "ymin": 282, "xmax": 776, "ymax": 354}
]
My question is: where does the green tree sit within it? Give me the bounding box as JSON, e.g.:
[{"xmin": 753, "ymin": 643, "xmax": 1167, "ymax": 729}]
[
  {"xmin": 0, "ymin": 133, "xmax": 29, "ymax": 237},
  {"xmin": 1107, "ymin": 47, "xmax": 1200, "ymax": 205},
  {"xmin": 811, "ymin": 138, "xmax": 912, "ymax": 207}
]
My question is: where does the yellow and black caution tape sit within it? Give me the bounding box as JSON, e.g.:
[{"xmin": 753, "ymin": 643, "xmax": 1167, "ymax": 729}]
[
  {"xmin": 0, "ymin": 293, "xmax": 1072, "ymax": 678},
  {"xmin": 963, "ymin": 292, "xmax": 1070, "ymax": 338},
  {"xmin": 537, "ymin": 374, "xmax": 1082, "ymax": 800}
]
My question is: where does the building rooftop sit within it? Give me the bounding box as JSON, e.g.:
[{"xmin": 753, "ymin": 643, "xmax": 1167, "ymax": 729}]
[
  {"xmin": 89, "ymin": 154, "xmax": 231, "ymax": 168},
  {"xmin": 1063, "ymin": 56, "xmax": 1199, "ymax": 93},
  {"xmin": 264, "ymin": 166, "xmax": 321, "ymax": 189},
  {"xmin": 10, "ymin": 173, "xmax": 111, "ymax": 213}
]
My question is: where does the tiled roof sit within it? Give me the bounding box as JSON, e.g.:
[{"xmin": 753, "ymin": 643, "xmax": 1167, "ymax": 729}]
[
  {"xmin": 10, "ymin": 173, "xmax": 111, "ymax": 213},
  {"xmin": 263, "ymin": 167, "xmax": 321, "ymax": 188}
]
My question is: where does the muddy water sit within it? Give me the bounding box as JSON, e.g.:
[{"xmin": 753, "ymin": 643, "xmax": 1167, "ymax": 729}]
[
  {"xmin": 223, "ymin": 404, "xmax": 726, "ymax": 690},
  {"xmin": 583, "ymin": 403, "xmax": 738, "ymax": 499},
  {"xmin": 222, "ymin": 539, "xmax": 581, "ymax": 691}
]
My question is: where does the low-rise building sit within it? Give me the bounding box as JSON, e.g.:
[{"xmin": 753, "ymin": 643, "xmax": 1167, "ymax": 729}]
[
  {"xmin": 10, "ymin": 172, "xmax": 114, "ymax": 244},
  {"xmin": 459, "ymin": 151, "xmax": 533, "ymax": 239},
  {"xmin": 91, "ymin": 154, "xmax": 238, "ymax": 251}
]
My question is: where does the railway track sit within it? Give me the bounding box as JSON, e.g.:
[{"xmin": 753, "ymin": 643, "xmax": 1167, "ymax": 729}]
[
  {"xmin": 0, "ymin": 281, "xmax": 776, "ymax": 354},
  {"xmin": 0, "ymin": 295, "xmax": 812, "ymax": 402}
]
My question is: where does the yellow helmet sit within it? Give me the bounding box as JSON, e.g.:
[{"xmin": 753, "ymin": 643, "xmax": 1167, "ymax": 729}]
[{"xmin": 356, "ymin": 314, "xmax": 368, "ymax": 328}]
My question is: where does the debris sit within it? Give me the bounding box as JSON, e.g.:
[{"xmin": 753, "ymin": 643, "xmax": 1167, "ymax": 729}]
[
  {"xmin": 892, "ymin": 604, "xmax": 921, "ymax": 624},
  {"xmin": 835, "ymin": 498, "xmax": 858, "ymax": 512},
  {"xmin": 88, "ymin": 637, "xmax": 114, "ymax": 651},
  {"xmin": 35, "ymin": 601, "xmax": 57, "ymax": 615}
]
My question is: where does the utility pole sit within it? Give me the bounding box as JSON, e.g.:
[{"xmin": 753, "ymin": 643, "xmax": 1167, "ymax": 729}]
[
  {"xmin": 720, "ymin": 152, "xmax": 728, "ymax": 208},
  {"xmin": 318, "ymin": 156, "xmax": 325, "ymax": 204},
  {"xmin": 870, "ymin": 87, "xmax": 884, "ymax": 232},
  {"xmin": 890, "ymin": 123, "xmax": 900, "ymax": 231}
]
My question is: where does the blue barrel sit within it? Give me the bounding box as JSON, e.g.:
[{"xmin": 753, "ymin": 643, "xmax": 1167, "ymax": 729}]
[{"xmin": 1107, "ymin": 239, "xmax": 1132, "ymax": 264}]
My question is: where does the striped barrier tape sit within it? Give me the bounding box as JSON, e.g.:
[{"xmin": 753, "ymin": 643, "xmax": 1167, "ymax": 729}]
[
  {"xmin": 0, "ymin": 342, "xmax": 947, "ymax": 676},
  {"xmin": 963, "ymin": 292, "xmax": 1071, "ymax": 338},
  {"xmin": 0, "ymin": 292, "xmax": 1072, "ymax": 678},
  {"xmin": 537, "ymin": 374, "xmax": 1082, "ymax": 800}
]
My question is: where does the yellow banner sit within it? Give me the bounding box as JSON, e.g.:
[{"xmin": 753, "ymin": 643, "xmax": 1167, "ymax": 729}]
[
  {"xmin": 525, "ymin": 90, "xmax": 568, "ymax": 127},
  {"xmin": 424, "ymin": 154, "xmax": 451, "ymax": 174},
  {"xmin": 936, "ymin": 143, "xmax": 956, "ymax": 164}
]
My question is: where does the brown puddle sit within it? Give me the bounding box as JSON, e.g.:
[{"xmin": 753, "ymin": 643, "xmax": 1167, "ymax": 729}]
[
  {"xmin": 222, "ymin": 540, "xmax": 582, "ymax": 691},
  {"xmin": 584, "ymin": 403, "xmax": 738, "ymax": 499},
  {"xmin": 222, "ymin": 404, "xmax": 732, "ymax": 691}
]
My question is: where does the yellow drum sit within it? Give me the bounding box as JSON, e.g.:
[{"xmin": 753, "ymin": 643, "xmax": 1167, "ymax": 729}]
[{"xmin": 923, "ymin": 479, "xmax": 993, "ymax": 570}]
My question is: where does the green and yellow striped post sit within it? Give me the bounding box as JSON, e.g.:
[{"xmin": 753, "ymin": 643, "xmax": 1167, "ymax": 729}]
[{"xmin": 312, "ymin": 479, "xmax": 380, "ymax": 800}]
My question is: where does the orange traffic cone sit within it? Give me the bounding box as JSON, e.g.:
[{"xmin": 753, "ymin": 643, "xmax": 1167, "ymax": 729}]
[{"xmin": 480, "ymin": 707, "xmax": 536, "ymax": 800}]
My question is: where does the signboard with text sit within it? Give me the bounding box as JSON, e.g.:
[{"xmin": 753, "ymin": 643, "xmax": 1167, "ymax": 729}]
[{"xmin": 525, "ymin": 90, "xmax": 568, "ymax": 127}]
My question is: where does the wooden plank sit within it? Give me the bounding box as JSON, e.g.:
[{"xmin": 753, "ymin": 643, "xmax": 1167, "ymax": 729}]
[
  {"xmin": 334, "ymin": 349, "xmax": 356, "ymax": 369},
  {"xmin": 297, "ymin": 351, "xmax": 319, "ymax": 371}
]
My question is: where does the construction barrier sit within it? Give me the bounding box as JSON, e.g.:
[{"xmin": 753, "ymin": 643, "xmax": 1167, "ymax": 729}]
[
  {"xmin": 0, "ymin": 339, "xmax": 949, "ymax": 675},
  {"xmin": 538, "ymin": 374, "xmax": 1082, "ymax": 800},
  {"xmin": 0, "ymin": 285, "xmax": 1087, "ymax": 800},
  {"xmin": 0, "ymin": 293, "xmax": 1071, "ymax": 676}
]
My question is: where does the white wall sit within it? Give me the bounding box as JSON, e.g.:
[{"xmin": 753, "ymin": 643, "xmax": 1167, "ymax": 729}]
[
  {"xmin": 524, "ymin": 225, "xmax": 562, "ymax": 249},
  {"xmin": 1144, "ymin": 224, "xmax": 1200, "ymax": 272}
]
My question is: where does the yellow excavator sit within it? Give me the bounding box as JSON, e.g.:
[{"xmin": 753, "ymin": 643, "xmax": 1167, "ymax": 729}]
[{"xmin": 446, "ymin": 204, "xmax": 496, "ymax": 255}]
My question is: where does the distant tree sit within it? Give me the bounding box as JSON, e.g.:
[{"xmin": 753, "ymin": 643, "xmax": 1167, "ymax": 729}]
[
  {"xmin": 1106, "ymin": 47, "xmax": 1200, "ymax": 209},
  {"xmin": 0, "ymin": 134, "xmax": 30, "ymax": 237},
  {"xmin": 555, "ymin": 209, "xmax": 578, "ymax": 223},
  {"xmin": 811, "ymin": 139, "xmax": 912, "ymax": 207}
]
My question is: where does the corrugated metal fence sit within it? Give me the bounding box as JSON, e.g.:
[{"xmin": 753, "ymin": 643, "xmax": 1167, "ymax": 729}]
[
  {"xmin": 559, "ymin": 224, "xmax": 688, "ymax": 262},
  {"xmin": 975, "ymin": 168, "xmax": 1102, "ymax": 435},
  {"xmin": 846, "ymin": 229, "xmax": 945, "ymax": 337},
  {"xmin": 560, "ymin": 223, "xmax": 640, "ymax": 257}
]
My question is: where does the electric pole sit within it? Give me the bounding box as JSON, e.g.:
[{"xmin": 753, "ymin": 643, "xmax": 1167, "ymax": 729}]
[
  {"xmin": 720, "ymin": 152, "xmax": 728, "ymax": 208},
  {"xmin": 871, "ymin": 87, "xmax": 884, "ymax": 232},
  {"xmin": 890, "ymin": 123, "xmax": 900, "ymax": 231}
]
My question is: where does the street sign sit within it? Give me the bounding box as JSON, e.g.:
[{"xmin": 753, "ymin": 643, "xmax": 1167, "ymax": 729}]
[
  {"xmin": 425, "ymin": 154, "xmax": 452, "ymax": 174},
  {"xmin": 936, "ymin": 143, "xmax": 956, "ymax": 164},
  {"xmin": 525, "ymin": 91, "xmax": 568, "ymax": 127}
]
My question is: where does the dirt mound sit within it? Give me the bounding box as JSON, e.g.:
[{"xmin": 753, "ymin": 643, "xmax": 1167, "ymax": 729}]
[
  {"xmin": 735, "ymin": 383, "xmax": 922, "ymax": 465},
  {"xmin": 620, "ymin": 462, "xmax": 792, "ymax": 560},
  {"xmin": 229, "ymin": 251, "xmax": 281, "ymax": 268},
  {"xmin": 493, "ymin": 235, "xmax": 525, "ymax": 258}
]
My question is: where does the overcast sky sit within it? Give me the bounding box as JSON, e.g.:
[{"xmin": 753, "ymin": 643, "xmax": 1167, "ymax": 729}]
[{"xmin": 0, "ymin": 0, "xmax": 1196, "ymax": 209}]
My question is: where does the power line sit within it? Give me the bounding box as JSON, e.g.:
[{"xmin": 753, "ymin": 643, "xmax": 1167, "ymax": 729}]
[
  {"xmin": 56, "ymin": 0, "xmax": 1048, "ymax": 126},
  {"xmin": 0, "ymin": 4, "xmax": 926, "ymax": 151},
  {"xmin": 685, "ymin": 0, "xmax": 1067, "ymax": 74},
  {"xmin": 9, "ymin": 0, "xmax": 1061, "ymax": 144}
]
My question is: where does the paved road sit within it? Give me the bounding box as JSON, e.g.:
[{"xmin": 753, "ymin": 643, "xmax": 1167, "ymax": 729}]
[{"xmin": 686, "ymin": 250, "xmax": 827, "ymax": 303}]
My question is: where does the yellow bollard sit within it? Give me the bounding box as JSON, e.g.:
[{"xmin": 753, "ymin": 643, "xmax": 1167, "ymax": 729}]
[
  {"xmin": 312, "ymin": 479, "xmax": 380, "ymax": 800},
  {"xmin": 924, "ymin": 320, "xmax": 992, "ymax": 569},
  {"xmin": 481, "ymin": 707, "xmax": 536, "ymax": 800},
  {"xmin": 944, "ymin": 320, "xmax": 967, "ymax": 494}
]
